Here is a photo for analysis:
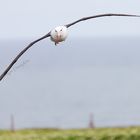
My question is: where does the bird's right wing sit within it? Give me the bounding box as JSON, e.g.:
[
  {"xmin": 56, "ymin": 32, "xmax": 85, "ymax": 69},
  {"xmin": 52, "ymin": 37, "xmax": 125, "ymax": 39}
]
[{"xmin": 0, "ymin": 32, "xmax": 50, "ymax": 81}]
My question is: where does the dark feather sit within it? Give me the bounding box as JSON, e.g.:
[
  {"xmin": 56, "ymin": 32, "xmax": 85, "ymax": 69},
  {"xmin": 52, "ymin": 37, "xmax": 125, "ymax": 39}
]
[
  {"xmin": 0, "ymin": 32, "xmax": 50, "ymax": 81},
  {"xmin": 66, "ymin": 13, "xmax": 140, "ymax": 28}
]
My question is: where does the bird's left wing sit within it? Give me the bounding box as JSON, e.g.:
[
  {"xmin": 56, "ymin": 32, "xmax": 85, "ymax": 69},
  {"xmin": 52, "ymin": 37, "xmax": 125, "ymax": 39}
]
[{"xmin": 65, "ymin": 13, "xmax": 140, "ymax": 28}]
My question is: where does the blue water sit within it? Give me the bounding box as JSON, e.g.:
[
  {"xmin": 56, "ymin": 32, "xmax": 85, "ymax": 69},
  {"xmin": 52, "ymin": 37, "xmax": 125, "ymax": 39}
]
[{"xmin": 0, "ymin": 37, "xmax": 140, "ymax": 129}]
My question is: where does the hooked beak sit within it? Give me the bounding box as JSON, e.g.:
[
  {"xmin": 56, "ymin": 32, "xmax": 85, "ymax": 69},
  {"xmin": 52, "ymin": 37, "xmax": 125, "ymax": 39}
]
[{"xmin": 55, "ymin": 34, "xmax": 61, "ymax": 45}]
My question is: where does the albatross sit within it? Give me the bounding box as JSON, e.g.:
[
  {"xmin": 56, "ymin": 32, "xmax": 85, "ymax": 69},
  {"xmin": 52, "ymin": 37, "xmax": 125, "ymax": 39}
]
[{"xmin": 0, "ymin": 13, "xmax": 140, "ymax": 81}]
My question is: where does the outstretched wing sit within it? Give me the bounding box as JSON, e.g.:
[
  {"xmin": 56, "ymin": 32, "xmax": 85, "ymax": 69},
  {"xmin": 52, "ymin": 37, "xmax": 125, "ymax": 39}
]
[
  {"xmin": 65, "ymin": 13, "xmax": 140, "ymax": 28},
  {"xmin": 1, "ymin": 13, "xmax": 140, "ymax": 81},
  {"xmin": 0, "ymin": 32, "xmax": 50, "ymax": 81}
]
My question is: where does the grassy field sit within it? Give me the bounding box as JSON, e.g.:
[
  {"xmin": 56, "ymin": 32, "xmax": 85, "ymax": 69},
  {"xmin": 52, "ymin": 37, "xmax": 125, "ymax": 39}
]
[{"xmin": 0, "ymin": 127, "xmax": 140, "ymax": 140}]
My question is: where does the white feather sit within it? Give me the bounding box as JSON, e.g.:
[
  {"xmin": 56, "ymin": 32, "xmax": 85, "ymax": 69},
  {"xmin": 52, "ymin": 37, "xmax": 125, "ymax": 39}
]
[{"xmin": 50, "ymin": 26, "xmax": 68, "ymax": 44}]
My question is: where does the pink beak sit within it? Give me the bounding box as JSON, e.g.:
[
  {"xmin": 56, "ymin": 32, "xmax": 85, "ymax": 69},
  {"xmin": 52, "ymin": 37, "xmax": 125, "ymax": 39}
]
[{"xmin": 55, "ymin": 34, "xmax": 61, "ymax": 45}]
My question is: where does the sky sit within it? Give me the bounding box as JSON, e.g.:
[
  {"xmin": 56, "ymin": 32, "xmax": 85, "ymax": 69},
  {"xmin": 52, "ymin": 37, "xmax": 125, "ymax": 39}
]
[
  {"xmin": 1, "ymin": 1, "xmax": 140, "ymax": 129},
  {"xmin": 0, "ymin": 0, "xmax": 140, "ymax": 39}
]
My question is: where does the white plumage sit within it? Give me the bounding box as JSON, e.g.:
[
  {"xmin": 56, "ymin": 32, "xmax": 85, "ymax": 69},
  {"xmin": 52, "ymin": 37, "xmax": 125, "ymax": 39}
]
[{"xmin": 50, "ymin": 26, "xmax": 68, "ymax": 45}]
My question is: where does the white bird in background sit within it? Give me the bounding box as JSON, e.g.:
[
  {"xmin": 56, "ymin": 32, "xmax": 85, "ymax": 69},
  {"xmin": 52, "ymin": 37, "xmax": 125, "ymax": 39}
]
[{"xmin": 0, "ymin": 13, "xmax": 140, "ymax": 81}]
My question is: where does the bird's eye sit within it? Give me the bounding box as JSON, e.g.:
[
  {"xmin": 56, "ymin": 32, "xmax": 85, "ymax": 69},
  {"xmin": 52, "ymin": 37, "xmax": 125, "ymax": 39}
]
[{"xmin": 55, "ymin": 30, "xmax": 57, "ymax": 32}]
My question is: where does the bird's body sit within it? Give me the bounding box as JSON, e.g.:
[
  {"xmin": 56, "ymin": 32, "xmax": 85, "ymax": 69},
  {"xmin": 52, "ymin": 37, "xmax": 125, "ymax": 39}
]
[
  {"xmin": 50, "ymin": 26, "xmax": 68, "ymax": 45},
  {"xmin": 1, "ymin": 13, "xmax": 140, "ymax": 81}
]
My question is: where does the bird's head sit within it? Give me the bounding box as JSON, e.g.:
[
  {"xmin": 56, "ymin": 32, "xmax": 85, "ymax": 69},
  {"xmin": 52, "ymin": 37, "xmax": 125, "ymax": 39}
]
[{"xmin": 50, "ymin": 26, "xmax": 68, "ymax": 45}]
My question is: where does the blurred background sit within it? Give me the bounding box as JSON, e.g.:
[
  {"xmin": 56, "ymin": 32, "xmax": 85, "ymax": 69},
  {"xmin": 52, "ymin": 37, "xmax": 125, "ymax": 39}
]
[{"xmin": 0, "ymin": 0, "xmax": 140, "ymax": 130}]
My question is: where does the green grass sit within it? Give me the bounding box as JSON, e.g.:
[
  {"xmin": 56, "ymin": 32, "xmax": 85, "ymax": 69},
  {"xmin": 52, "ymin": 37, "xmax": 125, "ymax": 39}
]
[{"xmin": 0, "ymin": 127, "xmax": 140, "ymax": 140}]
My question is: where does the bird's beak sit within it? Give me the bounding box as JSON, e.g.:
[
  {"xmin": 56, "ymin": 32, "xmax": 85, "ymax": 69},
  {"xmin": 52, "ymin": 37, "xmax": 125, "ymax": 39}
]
[
  {"xmin": 55, "ymin": 34, "xmax": 61, "ymax": 45},
  {"xmin": 56, "ymin": 34, "xmax": 61, "ymax": 41}
]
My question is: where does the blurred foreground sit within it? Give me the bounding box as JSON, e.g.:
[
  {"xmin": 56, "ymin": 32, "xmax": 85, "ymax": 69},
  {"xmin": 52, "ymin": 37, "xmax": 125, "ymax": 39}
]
[{"xmin": 0, "ymin": 127, "xmax": 140, "ymax": 140}]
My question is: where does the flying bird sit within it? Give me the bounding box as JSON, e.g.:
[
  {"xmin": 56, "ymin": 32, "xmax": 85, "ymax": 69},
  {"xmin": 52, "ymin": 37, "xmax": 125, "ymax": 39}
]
[{"xmin": 0, "ymin": 13, "xmax": 140, "ymax": 81}]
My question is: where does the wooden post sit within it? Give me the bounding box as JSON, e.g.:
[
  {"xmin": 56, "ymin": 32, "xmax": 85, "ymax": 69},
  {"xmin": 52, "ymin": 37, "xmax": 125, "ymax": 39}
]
[
  {"xmin": 10, "ymin": 114, "xmax": 15, "ymax": 132},
  {"xmin": 88, "ymin": 113, "xmax": 95, "ymax": 128}
]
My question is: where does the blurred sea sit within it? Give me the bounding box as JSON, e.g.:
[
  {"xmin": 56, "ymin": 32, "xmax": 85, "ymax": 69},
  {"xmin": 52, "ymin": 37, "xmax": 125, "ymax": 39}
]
[{"xmin": 0, "ymin": 37, "xmax": 140, "ymax": 129}]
